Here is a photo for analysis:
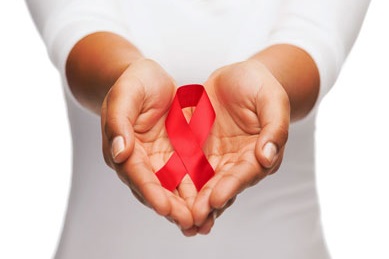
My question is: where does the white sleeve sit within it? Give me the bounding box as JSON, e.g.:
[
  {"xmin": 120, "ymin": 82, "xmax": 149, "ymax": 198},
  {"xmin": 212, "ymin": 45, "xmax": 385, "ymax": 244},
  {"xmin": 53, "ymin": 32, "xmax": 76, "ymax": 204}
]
[
  {"xmin": 26, "ymin": 0, "xmax": 371, "ymax": 103},
  {"xmin": 265, "ymin": 0, "xmax": 371, "ymax": 103},
  {"xmin": 25, "ymin": 0, "xmax": 131, "ymax": 77}
]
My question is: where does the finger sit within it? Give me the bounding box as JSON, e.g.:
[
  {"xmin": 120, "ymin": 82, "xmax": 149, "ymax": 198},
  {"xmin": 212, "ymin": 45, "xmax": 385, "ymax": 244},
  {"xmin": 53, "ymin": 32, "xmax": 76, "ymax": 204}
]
[
  {"xmin": 164, "ymin": 191, "xmax": 195, "ymax": 230},
  {"xmin": 102, "ymin": 77, "xmax": 145, "ymax": 165},
  {"xmin": 267, "ymin": 147, "xmax": 285, "ymax": 175},
  {"xmin": 193, "ymin": 142, "xmax": 263, "ymax": 226},
  {"xmin": 181, "ymin": 226, "xmax": 198, "ymax": 237},
  {"xmin": 255, "ymin": 83, "xmax": 290, "ymax": 169},
  {"xmin": 176, "ymin": 176, "xmax": 198, "ymax": 232},
  {"xmin": 197, "ymin": 211, "xmax": 216, "ymax": 235},
  {"xmin": 177, "ymin": 174, "xmax": 198, "ymax": 209},
  {"xmin": 192, "ymin": 173, "xmax": 223, "ymax": 226},
  {"xmin": 195, "ymin": 196, "xmax": 236, "ymax": 235},
  {"xmin": 213, "ymin": 195, "xmax": 236, "ymax": 219},
  {"xmin": 208, "ymin": 159, "xmax": 265, "ymax": 211},
  {"xmin": 121, "ymin": 154, "xmax": 194, "ymax": 229},
  {"xmin": 193, "ymin": 199, "xmax": 233, "ymax": 236}
]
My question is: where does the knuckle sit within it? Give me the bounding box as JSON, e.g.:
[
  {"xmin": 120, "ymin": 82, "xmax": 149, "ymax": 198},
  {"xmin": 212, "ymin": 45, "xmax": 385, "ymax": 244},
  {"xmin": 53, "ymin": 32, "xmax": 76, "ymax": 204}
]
[
  {"xmin": 104, "ymin": 115, "xmax": 122, "ymax": 141},
  {"xmin": 270, "ymin": 124, "xmax": 289, "ymax": 147},
  {"xmin": 103, "ymin": 119, "xmax": 114, "ymax": 138},
  {"xmin": 277, "ymin": 124, "xmax": 289, "ymax": 142}
]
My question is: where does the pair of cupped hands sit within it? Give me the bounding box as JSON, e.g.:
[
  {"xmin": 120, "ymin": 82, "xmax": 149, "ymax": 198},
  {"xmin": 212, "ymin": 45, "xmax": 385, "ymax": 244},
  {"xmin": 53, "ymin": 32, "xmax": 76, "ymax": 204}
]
[{"xmin": 100, "ymin": 58, "xmax": 290, "ymax": 236}]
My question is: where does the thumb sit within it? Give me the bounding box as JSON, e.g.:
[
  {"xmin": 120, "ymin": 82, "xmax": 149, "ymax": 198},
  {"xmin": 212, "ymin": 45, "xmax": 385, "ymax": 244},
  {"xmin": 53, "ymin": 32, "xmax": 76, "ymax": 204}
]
[
  {"xmin": 101, "ymin": 78, "xmax": 143, "ymax": 166},
  {"xmin": 255, "ymin": 83, "xmax": 290, "ymax": 170}
]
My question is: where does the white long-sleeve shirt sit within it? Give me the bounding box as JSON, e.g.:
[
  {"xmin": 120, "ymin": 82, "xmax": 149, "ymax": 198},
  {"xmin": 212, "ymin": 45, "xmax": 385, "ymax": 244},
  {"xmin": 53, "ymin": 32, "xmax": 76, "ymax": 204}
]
[{"xmin": 26, "ymin": 1, "xmax": 370, "ymax": 258}]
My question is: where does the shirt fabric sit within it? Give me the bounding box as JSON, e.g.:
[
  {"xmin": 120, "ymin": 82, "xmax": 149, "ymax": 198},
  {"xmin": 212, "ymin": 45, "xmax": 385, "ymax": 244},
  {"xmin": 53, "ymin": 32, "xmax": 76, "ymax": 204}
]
[{"xmin": 26, "ymin": 1, "xmax": 370, "ymax": 258}]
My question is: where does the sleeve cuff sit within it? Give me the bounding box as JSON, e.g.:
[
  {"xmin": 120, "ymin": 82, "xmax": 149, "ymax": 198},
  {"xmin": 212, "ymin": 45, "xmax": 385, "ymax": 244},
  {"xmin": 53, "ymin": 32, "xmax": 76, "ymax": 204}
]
[{"xmin": 263, "ymin": 12, "xmax": 346, "ymax": 117}]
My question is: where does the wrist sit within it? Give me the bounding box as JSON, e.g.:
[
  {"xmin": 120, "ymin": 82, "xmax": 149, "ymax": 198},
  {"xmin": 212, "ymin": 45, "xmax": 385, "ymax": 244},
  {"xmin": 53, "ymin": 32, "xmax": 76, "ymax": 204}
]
[
  {"xmin": 250, "ymin": 44, "xmax": 319, "ymax": 121},
  {"xmin": 66, "ymin": 32, "xmax": 143, "ymax": 113}
]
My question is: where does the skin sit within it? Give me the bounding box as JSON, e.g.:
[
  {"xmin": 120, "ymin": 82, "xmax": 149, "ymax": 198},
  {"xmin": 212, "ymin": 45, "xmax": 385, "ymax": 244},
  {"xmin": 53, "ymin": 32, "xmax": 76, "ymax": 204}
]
[{"xmin": 66, "ymin": 31, "xmax": 319, "ymax": 236}]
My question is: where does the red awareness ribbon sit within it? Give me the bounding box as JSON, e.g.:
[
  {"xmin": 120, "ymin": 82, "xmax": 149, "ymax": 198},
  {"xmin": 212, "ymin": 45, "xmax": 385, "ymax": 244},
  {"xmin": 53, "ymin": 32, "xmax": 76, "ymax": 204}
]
[{"xmin": 156, "ymin": 84, "xmax": 215, "ymax": 191}]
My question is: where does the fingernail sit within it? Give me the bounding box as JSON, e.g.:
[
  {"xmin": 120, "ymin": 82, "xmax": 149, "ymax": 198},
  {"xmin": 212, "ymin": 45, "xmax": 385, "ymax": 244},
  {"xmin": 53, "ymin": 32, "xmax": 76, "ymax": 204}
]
[
  {"xmin": 263, "ymin": 142, "xmax": 277, "ymax": 166},
  {"xmin": 111, "ymin": 136, "xmax": 125, "ymax": 163}
]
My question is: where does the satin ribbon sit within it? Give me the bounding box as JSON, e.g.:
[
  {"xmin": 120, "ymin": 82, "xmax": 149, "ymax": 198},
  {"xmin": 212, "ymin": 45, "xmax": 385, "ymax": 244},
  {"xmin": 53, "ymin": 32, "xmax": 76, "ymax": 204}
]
[{"xmin": 156, "ymin": 84, "xmax": 215, "ymax": 191}]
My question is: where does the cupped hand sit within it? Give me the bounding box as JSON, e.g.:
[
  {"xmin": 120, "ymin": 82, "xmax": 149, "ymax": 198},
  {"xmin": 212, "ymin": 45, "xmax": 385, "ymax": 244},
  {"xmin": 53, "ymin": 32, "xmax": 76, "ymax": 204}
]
[
  {"xmin": 192, "ymin": 60, "xmax": 291, "ymax": 233},
  {"xmin": 100, "ymin": 58, "xmax": 290, "ymax": 236},
  {"xmin": 100, "ymin": 58, "xmax": 196, "ymax": 233}
]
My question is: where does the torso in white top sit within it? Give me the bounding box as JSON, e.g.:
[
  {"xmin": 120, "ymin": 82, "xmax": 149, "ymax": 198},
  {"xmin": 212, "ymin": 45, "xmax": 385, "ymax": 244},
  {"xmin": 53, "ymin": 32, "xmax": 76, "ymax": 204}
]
[{"xmin": 24, "ymin": 0, "xmax": 370, "ymax": 258}]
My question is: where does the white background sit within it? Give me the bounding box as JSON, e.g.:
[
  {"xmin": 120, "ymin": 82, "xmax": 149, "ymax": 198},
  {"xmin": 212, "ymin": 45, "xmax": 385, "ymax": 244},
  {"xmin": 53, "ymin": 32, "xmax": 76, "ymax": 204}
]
[{"xmin": 0, "ymin": 1, "xmax": 388, "ymax": 258}]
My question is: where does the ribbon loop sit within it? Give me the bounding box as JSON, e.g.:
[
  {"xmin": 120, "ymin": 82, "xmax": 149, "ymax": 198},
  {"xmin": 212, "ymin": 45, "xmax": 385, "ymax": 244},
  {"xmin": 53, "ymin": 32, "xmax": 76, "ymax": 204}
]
[{"xmin": 156, "ymin": 84, "xmax": 215, "ymax": 191}]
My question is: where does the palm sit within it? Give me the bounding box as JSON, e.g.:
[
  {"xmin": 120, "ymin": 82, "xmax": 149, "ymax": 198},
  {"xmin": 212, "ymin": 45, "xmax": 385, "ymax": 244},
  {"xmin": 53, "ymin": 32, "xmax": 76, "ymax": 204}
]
[
  {"xmin": 102, "ymin": 59, "xmax": 196, "ymax": 231},
  {"xmin": 205, "ymin": 102, "xmax": 262, "ymax": 190},
  {"xmin": 105, "ymin": 60, "xmax": 289, "ymax": 235},
  {"xmin": 191, "ymin": 61, "xmax": 290, "ymax": 230},
  {"xmin": 123, "ymin": 84, "xmax": 202, "ymax": 235},
  {"xmin": 132, "ymin": 112, "xmax": 173, "ymax": 174},
  {"xmin": 203, "ymin": 65, "xmax": 265, "ymax": 198}
]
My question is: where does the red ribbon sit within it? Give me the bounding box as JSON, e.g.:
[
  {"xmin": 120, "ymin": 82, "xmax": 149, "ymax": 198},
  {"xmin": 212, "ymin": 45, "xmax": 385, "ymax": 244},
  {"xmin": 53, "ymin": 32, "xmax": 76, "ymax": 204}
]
[{"xmin": 156, "ymin": 84, "xmax": 215, "ymax": 191}]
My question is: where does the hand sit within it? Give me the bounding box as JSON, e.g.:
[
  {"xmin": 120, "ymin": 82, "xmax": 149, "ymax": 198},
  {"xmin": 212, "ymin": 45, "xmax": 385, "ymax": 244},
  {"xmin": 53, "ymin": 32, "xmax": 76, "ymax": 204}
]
[
  {"xmin": 192, "ymin": 60, "xmax": 291, "ymax": 233},
  {"xmin": 100, "ymin": 59, "xmax": 195, "ymax": 232}
]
